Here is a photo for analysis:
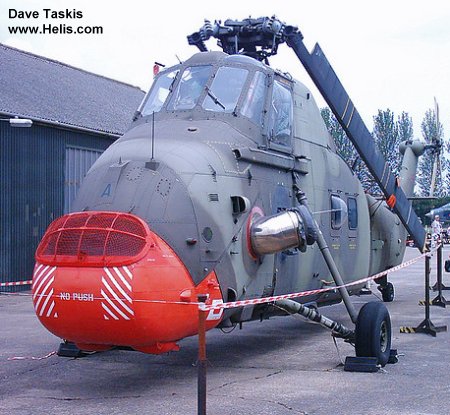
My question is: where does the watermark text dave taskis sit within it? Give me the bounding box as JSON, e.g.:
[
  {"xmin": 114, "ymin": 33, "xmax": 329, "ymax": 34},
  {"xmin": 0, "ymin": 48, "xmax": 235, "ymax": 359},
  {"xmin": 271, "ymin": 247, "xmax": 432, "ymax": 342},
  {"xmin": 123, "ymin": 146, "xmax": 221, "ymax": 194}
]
[{"xmin": 8, "ymin": 8, "xmax": 103, "ymax": 35}]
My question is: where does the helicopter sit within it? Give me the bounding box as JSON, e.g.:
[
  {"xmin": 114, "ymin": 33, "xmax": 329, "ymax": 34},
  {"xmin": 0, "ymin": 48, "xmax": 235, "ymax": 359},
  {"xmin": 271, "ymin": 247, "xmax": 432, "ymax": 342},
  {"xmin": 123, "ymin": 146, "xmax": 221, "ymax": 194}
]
[
  {"xmin": 426, "ymin": 203, "xmax": 450, "ymax": 228},
  {"xmin": 32, "ymin": 17, "xmax": 427, "ymax": 367}
]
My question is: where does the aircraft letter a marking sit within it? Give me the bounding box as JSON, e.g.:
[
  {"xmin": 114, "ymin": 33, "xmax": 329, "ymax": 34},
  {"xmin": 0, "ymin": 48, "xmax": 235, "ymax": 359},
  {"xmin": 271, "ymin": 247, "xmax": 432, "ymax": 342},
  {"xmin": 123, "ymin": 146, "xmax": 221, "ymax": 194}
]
[{"xmin": 101, "ymin": 184, "xmax": 112, "ymax": 197}]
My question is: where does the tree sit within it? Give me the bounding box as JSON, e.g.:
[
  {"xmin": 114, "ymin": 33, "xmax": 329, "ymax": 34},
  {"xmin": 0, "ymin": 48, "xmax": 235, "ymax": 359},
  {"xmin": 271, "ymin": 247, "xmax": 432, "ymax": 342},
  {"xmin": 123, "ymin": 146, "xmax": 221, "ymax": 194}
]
[
  {"xmin": 397, "ymin": 111, "xmax": 414, "ymax": 143},
  {"xmin": 372, "ymin": 109, "xmax": 401, "ymax": 177},
  {"xmin": 444, "ymin": 141, "xmax": 450, "ymax": 193},
  {"xmin": 321, "ymin": 107, "xmax": 355, "ymax": 162},
  {"xmin": 320, "ymin": 107, "xmax": 372, "ymax": 190}
]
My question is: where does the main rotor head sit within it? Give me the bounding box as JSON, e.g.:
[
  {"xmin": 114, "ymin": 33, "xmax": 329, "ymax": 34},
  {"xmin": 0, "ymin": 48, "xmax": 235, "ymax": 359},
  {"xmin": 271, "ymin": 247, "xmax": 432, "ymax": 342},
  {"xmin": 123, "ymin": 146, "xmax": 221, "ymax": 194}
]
[{"xmin": 187, "ymin": 16, "xmax": 301, "ymax": 63}]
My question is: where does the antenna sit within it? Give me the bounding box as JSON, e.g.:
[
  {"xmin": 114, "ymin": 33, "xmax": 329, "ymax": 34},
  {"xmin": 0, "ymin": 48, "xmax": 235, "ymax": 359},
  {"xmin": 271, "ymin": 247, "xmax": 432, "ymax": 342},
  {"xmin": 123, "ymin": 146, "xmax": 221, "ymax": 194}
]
[
  {"xmin": 151, "ymin": 111, "xmax": 155, "ymax": 160},
  {"xmin": 145, "ymin": 112, "xmax": 159, "ymax": 171}
]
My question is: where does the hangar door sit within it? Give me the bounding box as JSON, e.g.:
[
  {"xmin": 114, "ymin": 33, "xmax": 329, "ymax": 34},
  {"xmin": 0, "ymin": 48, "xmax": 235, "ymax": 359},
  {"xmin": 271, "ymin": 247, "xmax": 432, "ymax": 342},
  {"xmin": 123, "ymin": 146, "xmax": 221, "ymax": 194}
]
[{"xmin": 64, "ymin": 146, "xmax": 103, "ymax": 213}]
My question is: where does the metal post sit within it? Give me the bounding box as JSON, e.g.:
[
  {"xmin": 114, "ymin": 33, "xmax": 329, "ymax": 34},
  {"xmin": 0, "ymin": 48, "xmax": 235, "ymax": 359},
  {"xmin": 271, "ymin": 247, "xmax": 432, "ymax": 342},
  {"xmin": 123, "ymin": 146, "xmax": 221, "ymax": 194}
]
[
  {"xmin": 425, "ymin": 256, "xmax": 430, "ymax": 321},
  {"xmin": 197, "ymin": 295, "xmax": 208, "ymax": 415},
  {"xmin": 432, "ymin": 244, "xmax": 450, "ymax": 291},
  {"xmin": 151, "ymin": 111, "xmax": 155, "ymax": 160},
  {"xmin": 438, "ymin": 245, "xmax": 443, "ymax": 285},
  {"xmin": 414, "ymin": 255, "xmax": 447, "ymax": 337},
  {"xmin": 432, "ymin": 245, "xmax": 450, "ymax": 306}
]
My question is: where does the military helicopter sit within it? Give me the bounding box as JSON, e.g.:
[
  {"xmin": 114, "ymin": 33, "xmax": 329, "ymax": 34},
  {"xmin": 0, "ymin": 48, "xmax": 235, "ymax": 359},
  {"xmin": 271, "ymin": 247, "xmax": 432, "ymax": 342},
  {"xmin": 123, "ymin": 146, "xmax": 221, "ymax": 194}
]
[
  {"xmin": 32, "ymin": 17, "xmax": 427, "ymax": 367},
  {"xmin": 426, "ymin": 203, "xmax": 450, "ymax": 222}
]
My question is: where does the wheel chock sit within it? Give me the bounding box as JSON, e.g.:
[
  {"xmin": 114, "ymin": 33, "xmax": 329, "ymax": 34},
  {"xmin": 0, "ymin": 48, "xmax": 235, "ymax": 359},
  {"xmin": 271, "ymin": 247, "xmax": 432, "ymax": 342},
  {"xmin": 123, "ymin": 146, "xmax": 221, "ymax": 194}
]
[
  {"xmin": 344, "ymin": 356, "xmax": 379, "ymax": 373},
  {"xmin": 418, "ymin": 300, "xmax": 433, "ymax": 306},
  {"xmin": 400, "ymin": 326, "xmax": 416, "ymax": 333},
  {"xmin": 387, "ymin": 349, "xmax": 399, "ymax": 364},
  {"xmin": 358, "ymin": 288, "xmax": 372, "ymax": 296},
  {"xmin": 57, "ymin": 341, "xmax": 86, "ymax": 358}
]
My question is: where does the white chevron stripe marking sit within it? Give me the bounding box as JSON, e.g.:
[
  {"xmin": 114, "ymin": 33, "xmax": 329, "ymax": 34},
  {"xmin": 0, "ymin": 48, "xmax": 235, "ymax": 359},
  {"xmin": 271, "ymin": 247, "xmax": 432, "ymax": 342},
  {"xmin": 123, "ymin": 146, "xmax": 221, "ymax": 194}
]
[
  {"xmin": 46, "ymin": 301, "xmax": 55, "ymax": 318},
  {"xmin": 33, "ymin": 267, "xmax": 56, "ymax": 300},
  {"xmin": 101, "ymin": 278, "xmax": 134, "ymax": 316},
  {"xmin": 33, "ymin": 263, "xmax": 44, "ymax": 279},
  {"xmin": 101, "ymin": 302, "xmax": 119, "ymax": 320},
  {"xmin": 122, "ymin": 266, "xmax": 133, "ymax": 280},
  {"xmin": 40, "ymin": 288, "xmax": 54, "ymax": 317},
  {"xmin": 113, "ymin": 267, "xmax": 131, "ymax": 291},
  {"xmin": 33, "ymin": 264, "xmax": 48, "ymax": 282},
  {"xmin": 101, "ymin": 289, "xmax": 129, "ymax": 320},
  {"xmin": 35, "ymin": 276, "xmax": 55, "ymax": 311},
  {"xmin": 104, "ymin": 268, "xmax": 132, "ymax": 304},
  {"xmin": 32, "ymin": 265, "xmax": 50, "ymax": 292}
]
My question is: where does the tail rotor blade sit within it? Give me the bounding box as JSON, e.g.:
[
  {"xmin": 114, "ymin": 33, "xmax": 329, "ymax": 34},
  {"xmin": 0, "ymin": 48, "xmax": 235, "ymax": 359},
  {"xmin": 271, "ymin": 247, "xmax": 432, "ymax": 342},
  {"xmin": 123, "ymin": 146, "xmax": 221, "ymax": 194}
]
[{"xmin": 430, "ymin": 98, "xmax": 442, "ymax": 197}]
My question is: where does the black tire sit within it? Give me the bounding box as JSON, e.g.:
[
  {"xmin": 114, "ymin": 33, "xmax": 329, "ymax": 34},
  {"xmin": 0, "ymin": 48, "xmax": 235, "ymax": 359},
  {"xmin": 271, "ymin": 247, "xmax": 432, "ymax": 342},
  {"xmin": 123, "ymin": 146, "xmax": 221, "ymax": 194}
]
[
  {"xmin": 381, "ymin": 282, "xmax": 395, "ymax": 302},
  {"xmin": 355, "ymin": 302, "xmax": 391, "ymax": 367},
  {"xmin": 445, "ymin": 260, "xmax": 450, "ymax": 273}
]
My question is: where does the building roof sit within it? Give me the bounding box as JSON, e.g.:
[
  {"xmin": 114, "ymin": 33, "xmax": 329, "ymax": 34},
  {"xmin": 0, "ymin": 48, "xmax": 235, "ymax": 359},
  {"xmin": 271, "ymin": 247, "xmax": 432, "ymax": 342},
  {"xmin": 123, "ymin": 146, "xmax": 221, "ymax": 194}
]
[{"xmin": 0, "ymin": 43, "xmax": 145, "ymax": 136}]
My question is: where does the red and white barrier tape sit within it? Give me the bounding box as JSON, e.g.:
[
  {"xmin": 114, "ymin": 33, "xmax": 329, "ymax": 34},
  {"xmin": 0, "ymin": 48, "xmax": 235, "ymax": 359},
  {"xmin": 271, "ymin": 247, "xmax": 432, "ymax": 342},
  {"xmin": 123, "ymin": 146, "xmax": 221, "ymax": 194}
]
[
  {"xmin": 0, "ymin": 280, "xmax": 32, "ymax": 287},
  {"xmin": 200, "ymin": 247, "xmax": 436, "ymax": 311},
  {"xmin": 7, "ymin": 351, "xmax": 56, "ymax": 361},
  {"xmin": 0, "ymin": 247, "xmax": 438, "ymax": 310}
]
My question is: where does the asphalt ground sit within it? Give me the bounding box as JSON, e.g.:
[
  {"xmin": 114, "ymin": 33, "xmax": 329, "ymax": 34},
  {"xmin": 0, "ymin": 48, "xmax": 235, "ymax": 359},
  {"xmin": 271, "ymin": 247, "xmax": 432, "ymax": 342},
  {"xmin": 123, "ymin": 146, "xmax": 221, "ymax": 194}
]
[{"xmin": 1, "ymin": 247, "xmax": 450, "ymax": 415}]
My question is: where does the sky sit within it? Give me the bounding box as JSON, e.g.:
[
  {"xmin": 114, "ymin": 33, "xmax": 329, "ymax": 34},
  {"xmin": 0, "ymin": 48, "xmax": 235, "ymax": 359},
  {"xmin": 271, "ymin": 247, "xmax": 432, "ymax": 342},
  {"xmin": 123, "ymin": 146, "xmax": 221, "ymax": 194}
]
[{"xmin": 2, "ymin": 0, "xmax": 450, "ymax": 138}]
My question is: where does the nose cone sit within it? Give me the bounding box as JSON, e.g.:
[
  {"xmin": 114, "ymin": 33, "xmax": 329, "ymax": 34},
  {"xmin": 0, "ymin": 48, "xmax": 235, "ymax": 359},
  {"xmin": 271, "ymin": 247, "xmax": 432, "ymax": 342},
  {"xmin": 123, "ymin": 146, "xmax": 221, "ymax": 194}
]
[{"xmin": 33, "ymin": 212, "xmax": 223, "ymax": 354}]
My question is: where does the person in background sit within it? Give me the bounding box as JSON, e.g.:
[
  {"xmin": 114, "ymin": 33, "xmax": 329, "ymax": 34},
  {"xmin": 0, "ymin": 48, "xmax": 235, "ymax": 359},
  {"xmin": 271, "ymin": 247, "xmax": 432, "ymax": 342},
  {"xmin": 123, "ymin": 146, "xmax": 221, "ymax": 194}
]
[{"xmin": 431, "ymin": 215, "xmax": 443, "ymax": 249}]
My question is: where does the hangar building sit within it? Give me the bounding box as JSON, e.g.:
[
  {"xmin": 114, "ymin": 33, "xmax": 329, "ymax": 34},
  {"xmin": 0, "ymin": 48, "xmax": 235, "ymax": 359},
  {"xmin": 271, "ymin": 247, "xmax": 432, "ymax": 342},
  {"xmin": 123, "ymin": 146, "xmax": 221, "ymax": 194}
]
[{"xmin": 0, "ymin": 44, "xmax": 145, "ymax": 290}]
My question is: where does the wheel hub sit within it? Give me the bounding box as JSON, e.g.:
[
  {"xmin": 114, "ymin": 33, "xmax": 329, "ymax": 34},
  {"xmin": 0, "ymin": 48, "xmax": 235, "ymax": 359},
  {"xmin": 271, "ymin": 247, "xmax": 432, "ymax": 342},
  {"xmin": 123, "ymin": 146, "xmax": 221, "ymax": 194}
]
[{"xmin": 380, "ymin": 320, "xmax": 388, "ymax": 353}]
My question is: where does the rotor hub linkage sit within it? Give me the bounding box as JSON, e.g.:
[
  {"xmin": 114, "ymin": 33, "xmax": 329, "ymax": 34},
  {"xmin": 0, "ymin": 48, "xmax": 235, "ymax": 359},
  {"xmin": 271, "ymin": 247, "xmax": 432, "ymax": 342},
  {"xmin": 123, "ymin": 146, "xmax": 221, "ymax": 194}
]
[{"xmin": 187, "ymin": 16, "xmax": 302, "ymax": 62}]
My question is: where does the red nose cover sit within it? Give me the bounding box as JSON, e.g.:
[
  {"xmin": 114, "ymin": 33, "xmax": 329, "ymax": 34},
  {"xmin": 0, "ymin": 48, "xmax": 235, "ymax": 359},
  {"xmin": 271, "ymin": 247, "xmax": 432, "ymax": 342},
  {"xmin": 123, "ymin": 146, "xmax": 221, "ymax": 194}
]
[{"xmin": 33, "ymin": 212, "xmax": 224, "ymax": 354}]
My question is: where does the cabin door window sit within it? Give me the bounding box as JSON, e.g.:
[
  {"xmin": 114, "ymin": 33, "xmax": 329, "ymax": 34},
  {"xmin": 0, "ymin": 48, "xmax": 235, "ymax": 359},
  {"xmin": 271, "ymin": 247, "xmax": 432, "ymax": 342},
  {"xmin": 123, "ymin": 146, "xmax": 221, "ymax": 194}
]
[{"xmin": 268, "ymin": 80, "xmax": 293, "ymax": 150}]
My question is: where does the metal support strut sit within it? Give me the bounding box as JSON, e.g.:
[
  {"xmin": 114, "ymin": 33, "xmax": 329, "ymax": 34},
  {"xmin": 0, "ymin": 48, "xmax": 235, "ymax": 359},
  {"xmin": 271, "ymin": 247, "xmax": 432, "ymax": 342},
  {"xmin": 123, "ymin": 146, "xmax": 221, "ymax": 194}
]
[
  {"xmin": 402, "ymin": 255, "xmax": 447, "ymax": 337},
  {"xmin": 315, "ymin": 229, "xmax": 358, "ymax": 324},
  {"xmin": 415, "ymin": 255, "xmax": 447, "ymax": 336},
  {"xmin": 276, "ymin": 299, "xmax": 354, "ymax": 339},
  {"xmin": 432, "ymin": 245, "xmax": 450, "ymax": 306},
  {"xmin": 292, "ymin": 178, "xmax": 358, "ymax": 323}
]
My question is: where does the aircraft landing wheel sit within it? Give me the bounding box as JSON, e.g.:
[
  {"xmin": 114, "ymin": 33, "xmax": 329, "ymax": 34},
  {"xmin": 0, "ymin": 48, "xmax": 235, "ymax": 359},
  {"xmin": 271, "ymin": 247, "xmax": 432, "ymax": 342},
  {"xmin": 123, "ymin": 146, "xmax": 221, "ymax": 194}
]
[
  {"xmin": 381, "ymin": 282, "xmax": 395, "ymax": 302},
  {"xmin": 355, "ymin": 302, "xmax": 391, "ymax": 367}
]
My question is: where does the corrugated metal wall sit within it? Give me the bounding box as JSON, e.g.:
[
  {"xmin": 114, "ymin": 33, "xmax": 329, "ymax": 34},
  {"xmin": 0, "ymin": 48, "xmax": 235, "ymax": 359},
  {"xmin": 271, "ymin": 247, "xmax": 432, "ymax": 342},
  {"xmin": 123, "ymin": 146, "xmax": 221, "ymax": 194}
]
[
  {"xmin": 0, "ymin": 121, "xmax": 113, "ymax": 291},
  {"xmin": 64, "ymin": 146, "xmax": 103, "ymax": 213}
]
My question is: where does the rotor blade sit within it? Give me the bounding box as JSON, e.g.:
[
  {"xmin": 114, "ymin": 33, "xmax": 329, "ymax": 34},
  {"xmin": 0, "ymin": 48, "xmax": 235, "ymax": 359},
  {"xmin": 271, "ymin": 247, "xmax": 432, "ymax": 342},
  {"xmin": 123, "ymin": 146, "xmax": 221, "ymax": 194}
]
[
  {"xmin": 434, "ymin": 98, "xmax": 442, "ymax": 151},
  {"xmin": 430, "ymin": 98, "xmax": 442, "ymax": 197},
  {"xmin": 285, "ymin": 34, "xmax": 427, "ymax": 252},
  {"xmin": 436, "ymin": 155, "xmax": 442, "ymax": 194},
  {"xmin": 434, "ymin": 97, "xmax": 440, "ymax": 135},
  {"xmin": 430, "ymin": 154, "xmax": 438, "ymax": 197}
]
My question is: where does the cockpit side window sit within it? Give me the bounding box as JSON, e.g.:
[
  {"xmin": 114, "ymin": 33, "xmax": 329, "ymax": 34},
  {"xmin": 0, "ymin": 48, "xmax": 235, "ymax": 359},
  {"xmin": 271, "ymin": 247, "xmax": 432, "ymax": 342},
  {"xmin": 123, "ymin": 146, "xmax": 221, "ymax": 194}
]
[
  {"xmin": 141, "ymin": 69, "xmax": 178, "ymax": 116},
  {"xmin": 268, "ymin": 80, "xmax": 293, "ymax": 148},
  {"xmin": 241, "ymin": 71, "xmax": 266, "ymax": 125},
  {"xmin": 202, "ymin": 67, "xmax": 248, "ymax": 113},
  {"xmin": 168, "ymin": 65, "xmax": 212, "ymax": 110},
  {"xmin": 331, "ymin": 194, "xmax": 348, "ymax": 230}
]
